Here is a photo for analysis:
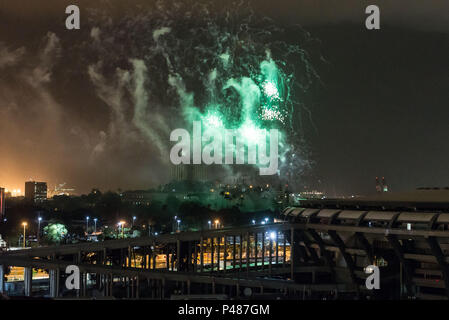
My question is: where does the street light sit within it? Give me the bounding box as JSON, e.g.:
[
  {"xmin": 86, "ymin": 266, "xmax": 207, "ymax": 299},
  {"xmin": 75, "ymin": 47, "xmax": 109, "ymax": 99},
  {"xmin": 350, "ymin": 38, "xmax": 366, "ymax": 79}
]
[
  {"xmin": 208, "ymin": 220, "xmax": 211, "ymax": 229},
  {"xmin": 132, "ymin": 216, "xmax": 136, "ymax": 228},
  {"xmin": 214, "ymin": 219, "xmax": 220, "ymax": 229},
  {"xmin": 37, "ymin": 217, "xmax": 42, "ymax": 242},
  {"xmin": 86, "ymin": 216, "xmax": 90, "ymax": 234},
  {"xmin": 177, "ymin": 219, "xmax": 181, "ymax": 232},
  {"xmin": 265, "ymin": 217, "xmax": 269, "ymax": 223},
  {"xmin": 22, "ymin": 222, "xmax": 27, "ymax": 248},
  {"xmin": 252, "ymin": 220, "xmax": 256, "ymax": 225},
  {"xmin": 93, "ymin": 218, "xmax": 98, "ymax": 234}
]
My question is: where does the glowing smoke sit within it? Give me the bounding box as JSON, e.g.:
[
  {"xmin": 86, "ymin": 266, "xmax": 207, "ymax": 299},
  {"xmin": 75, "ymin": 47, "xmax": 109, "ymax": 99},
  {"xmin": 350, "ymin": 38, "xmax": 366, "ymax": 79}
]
[
  {"xmin": 83, "ymin": 0, "xmax": 319, "ymax": 185},
  {"xmin": 0, "ymin": 0, "xmax": 320, "ymax": 191}
]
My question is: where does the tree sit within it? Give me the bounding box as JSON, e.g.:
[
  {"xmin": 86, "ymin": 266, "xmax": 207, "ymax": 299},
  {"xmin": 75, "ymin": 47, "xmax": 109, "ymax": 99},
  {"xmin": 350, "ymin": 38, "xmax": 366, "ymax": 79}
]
[{"xmin": 42, "ymin": 223, "xmax": 68, "ymax": 244}]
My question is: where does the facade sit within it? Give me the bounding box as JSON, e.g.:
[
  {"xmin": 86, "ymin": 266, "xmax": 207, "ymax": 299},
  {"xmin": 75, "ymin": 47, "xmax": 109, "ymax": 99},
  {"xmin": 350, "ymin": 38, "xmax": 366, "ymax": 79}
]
[
  {"xmin": 0, "ymin": 187, "xmax": 5, "ymax": 220},
  {"xmin": 170, "ymin": 164, "xmax": 188, "ymax": 181},
  {"xmin": 170, "ymin": 164, "xmax": 208, "ymax": 182},
  {"xmin": 121, "ymin": 190, "xmax": 152, "ymax": 206},
  {"xmin": 0, "ymin": 234, "xmax": 6, "ymax": 249},
  {"xmin": 25, "ymin": 181, "xmax": 47, "ymax": 203},
  {"xmin": 49, "ymin": 183, "xmax": 76, "ymax": 197}
]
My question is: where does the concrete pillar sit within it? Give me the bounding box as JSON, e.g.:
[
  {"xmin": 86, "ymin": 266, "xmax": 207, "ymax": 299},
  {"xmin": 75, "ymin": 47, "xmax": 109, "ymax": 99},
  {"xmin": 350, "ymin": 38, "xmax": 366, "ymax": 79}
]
[
  {"xmin": 82, "ymin": 273, "xmax": 87, "ymax": 296},
  {"xmin": 103, "ymin": 248, "xmax": 107, "ymax": 265},
  {"xmin": 126, "ymin": 277, "xmax": 130, "ymax": 298},
  {"xmin": 77, "ymin": 272, "xmax": 86, "ymax": 298},
  {"xmin": 161, "ymin": 278, "xmax": 166, "ymax": 299},
  {"xmin": 290, "ymin": 228, "xmax": 295, "ymax": 280},
  {"xmin": 49, "ymin": 269, "xmax": 60, "ymax": 298},
  {"xmin": 109, "ymin": 274, "xmax": 113, "ymax": 297},
  {"xmin": 24, "ymin": 267, "xmax": 32, "ymax": 297},
  {"xmin": 103, "ymin": 274, "xmax": 108, "ymax": 296},
  {"xmin": 0, "ymin": 265, "xmax": 5, "ymax": 293}
]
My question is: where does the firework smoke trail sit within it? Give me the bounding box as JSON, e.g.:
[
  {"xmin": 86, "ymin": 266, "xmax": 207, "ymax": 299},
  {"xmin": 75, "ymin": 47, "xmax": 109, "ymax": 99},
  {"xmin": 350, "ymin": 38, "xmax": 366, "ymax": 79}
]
[{"xmin": 83, "ymin": 0, "xmax": 320, "ymax": 184}]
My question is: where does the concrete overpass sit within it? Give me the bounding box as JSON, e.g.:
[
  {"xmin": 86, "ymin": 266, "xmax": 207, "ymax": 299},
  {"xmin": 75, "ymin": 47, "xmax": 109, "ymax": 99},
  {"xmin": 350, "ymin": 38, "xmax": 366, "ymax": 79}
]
[{"xmin": 1, "ymin": 203, "xmax": 449, "ymax": 299}]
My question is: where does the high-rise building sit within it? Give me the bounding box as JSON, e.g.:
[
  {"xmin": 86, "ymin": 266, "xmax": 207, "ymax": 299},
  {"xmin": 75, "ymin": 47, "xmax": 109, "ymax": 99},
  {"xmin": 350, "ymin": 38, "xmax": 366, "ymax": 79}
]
[
  {"xmin": 25, "ymin": 181, "xmax": 47, "ymax": 203},
  {"xmin": 0, "ymin": 187, "xmax": 5, "ymax": 220},
  {"xmin": 375, "ymin": 177, "xmax": 382, "ymax": 193},
  {"xmin": 170, "ymin": 164, "xmax": 188, "ymax": 181},
  {"xmin": 170, "ymin": 164, "xmax": 208, "ymax": 182},
  {"xmin": 50, "ymin": 183, "xmax": 76, "ymax": 197},
  {"xmin": 191, "ymin": 165, "xmax": 208, "ymax": 181},
  {"xmin": 382, "ymin": 177, "xmax": 389, "ymax": 192}
]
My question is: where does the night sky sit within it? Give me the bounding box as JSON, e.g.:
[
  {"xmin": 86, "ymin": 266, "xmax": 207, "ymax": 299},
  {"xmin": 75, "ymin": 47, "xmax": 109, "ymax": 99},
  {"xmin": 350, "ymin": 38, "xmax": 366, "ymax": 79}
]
[{"xmin": 0, "ymin": 0, "xmax": 448, "ymax": 195}]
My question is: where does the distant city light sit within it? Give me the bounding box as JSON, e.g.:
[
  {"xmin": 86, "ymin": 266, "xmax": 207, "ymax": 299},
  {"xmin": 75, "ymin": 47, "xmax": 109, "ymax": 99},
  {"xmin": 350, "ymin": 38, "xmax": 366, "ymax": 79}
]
[{"xmin": 9, "ymin": 188, "xmax": 22, "ymax": 197}]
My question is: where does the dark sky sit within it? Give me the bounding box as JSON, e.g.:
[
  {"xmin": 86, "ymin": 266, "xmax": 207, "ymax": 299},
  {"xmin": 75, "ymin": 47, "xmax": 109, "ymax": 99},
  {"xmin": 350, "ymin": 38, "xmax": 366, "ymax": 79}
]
[{"xmin": 0, "ymin": 0, "xmax": 448, "ymax": 195}]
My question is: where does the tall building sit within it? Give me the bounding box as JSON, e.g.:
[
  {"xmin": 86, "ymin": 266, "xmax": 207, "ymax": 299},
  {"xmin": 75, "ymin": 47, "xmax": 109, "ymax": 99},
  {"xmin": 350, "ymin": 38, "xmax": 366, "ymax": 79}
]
[
  {"xmin": 382, "ymin": 177, "xmax": 389, "ymax": 192},
  {"xmin": 50, "ymin": 183, "xmax": 76, "ymax": 197},
  {"xmin": 0, "ymin": 187, "xmax": 5, "ymax": 220},
  {"xmin": 191, "ymin": 165, "xmax": 208, "ymax": 181},
  {"xmin": 25, "ymin": 181, "xmax": 47, "ymax": 203},
  {"xmin": 170, "ymin": 164, "xmax": 188, "ymax": 181},
  {"xmin": 375, "ymin": 177, "xmax": 382, "ymax": 193},
  {"xmin": 170, "ymin": 164, "xmax": 208, "ymax": 182}
]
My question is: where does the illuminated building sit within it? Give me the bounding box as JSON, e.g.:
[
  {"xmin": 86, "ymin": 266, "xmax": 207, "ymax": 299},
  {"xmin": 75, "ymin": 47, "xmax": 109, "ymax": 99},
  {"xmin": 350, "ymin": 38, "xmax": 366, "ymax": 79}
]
[
  {"xmin": 170, "ymin": 164, "xmax": 188, "ymax": 181},
  {"xmin": 375, "ymin": 177, "xmax": 382, "ymax": 193},
  {"xmin": 382, "ymin": 177, "xmax": 389, "ymax": 192},
  {"xmin": 49, "ymin": 183, "xmax": 75, "ymax": 197},
  {"xmin": 0, "ymin": 187, "xmax": 5, "ymax": 220},
  {"xmin": 299, "ymin": 190, "xmax": 325, "ymax": 199},
  {"xmin": 121, "ymin": 190, "xmax": 152, "ymax": 206},
  {"xmin": 170, "ymin": 164, "xmax": 208, "ymax": 182},
  {"xmin": 25, "ymin": 181, "xmax": 47, "ymax": 203}
]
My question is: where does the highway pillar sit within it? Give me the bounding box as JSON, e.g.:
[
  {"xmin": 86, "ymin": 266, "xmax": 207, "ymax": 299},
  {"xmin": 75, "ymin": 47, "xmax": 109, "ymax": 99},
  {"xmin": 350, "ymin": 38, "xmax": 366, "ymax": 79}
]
[
  {"xmin": 82, "ymin": 273, "xmax": 87, "ymax": 297},
  {"xmin": 0, "ymin": 265, "xmax": 4, "ymax": 293},
  {"xmin": 290, "ymin": 228, "xmax": 303, "ymax": 281},
  {"xmin": 24, "ymin": 267, "xmax": 32, "ymax": 296},
  {"xmin": 49, "ymin": 269, "xmax": 60, "ymax": 298},
  {"xmin": 109, "ymin": 274, "xmax": 113, "ymax": 297}
]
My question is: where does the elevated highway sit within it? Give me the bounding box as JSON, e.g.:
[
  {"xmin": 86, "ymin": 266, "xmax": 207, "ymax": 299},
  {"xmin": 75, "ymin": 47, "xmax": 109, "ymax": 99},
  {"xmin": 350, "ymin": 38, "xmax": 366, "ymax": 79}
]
[{"xmin": 1, "ymin": 204, "xmax": 449, "ymax": 299}]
